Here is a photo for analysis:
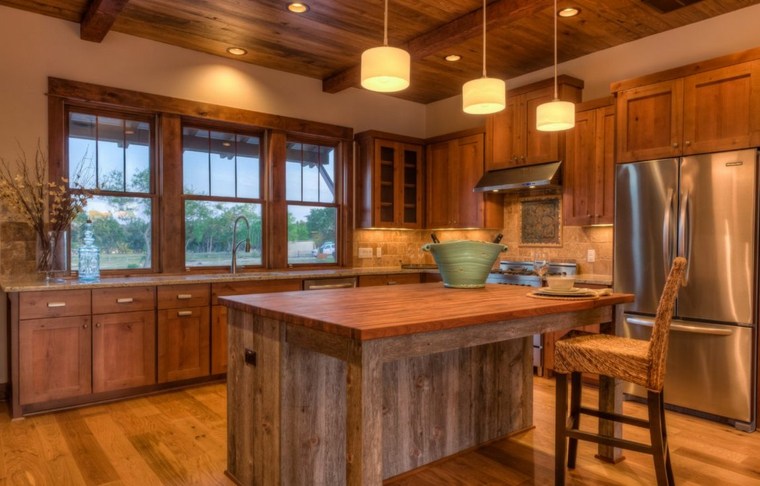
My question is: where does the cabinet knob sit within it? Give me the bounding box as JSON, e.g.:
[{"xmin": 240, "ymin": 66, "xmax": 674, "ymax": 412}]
[
  {"xmin": 96, "ymin": 323, "xmax": 102, "ymax": 328},
  {"xmin": 82, "ymin": 324, "xmax": 88, "ymax": 329},
  {"xmin": 672, "ymin": 142, "xmax": 679, "ymax": 148},
  {"xmin": 684, "ymin": 140, "xmax": 691, "ymax": 146},
  {"xmin": 520, "ymin": 156, "xmax": 526, "ymax": 162}
]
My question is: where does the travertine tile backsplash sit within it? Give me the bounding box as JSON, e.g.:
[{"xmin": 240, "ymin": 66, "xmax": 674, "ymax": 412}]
[{"xmin": 354, "ymin": 193, "xmax": 613, "ymax": 276}]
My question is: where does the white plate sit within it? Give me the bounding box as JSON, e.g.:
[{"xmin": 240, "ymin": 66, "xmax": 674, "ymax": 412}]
[{"xmin": 540, "ymin": 287, "xmax": 583, "ymax": 294}]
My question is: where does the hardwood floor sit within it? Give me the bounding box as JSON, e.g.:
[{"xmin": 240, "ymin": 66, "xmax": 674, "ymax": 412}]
[{"xmin": 2, "ymin": 377, "xmax": 760, "ymax": 485}]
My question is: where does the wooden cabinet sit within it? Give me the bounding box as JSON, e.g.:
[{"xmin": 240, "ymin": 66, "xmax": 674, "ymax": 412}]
[
  {"xmin": 18, "ymin": 290, "xmax": 92, "ymax": 405},
  {"xmin": 157, "ymin": 284, "xmax": 210, "ymax": 383},
  {"xmin": 211, "ymin": 279, "xmax": 302, "ymax": 374},
  {"xmin": 92, "ymin": 287, "xmax": 156, "ymax": 393},
  {"xmin": 564, "ymin": 98, "xmax": 616, "ymax": 226},
  {"xmin": 358, "ymin": 273, "xmax": 421, "ymax": 287},
  {"xmin": 355, "ymin": 131, "xmax": 424, "ymax": 229},
  {"xmin": 486, "ymin": 76, "xmax": 583, "ymax": 170},
  {"xmin": 615, "ymin": 60, "xmax": 760, "ymax": 163},
  {"xmin": 426, "ymin": 131, "xmax": 503, "ymax": 229}
]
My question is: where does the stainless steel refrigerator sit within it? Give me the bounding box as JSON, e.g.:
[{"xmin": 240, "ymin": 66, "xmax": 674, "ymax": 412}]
[{"xmin": 614, "ymin": 149, "xmax": 758, "ymax": 432}]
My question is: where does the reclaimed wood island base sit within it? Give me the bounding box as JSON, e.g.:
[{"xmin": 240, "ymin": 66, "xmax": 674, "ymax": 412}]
[{"xmin": 221, "ymin": 283, "xmax": 633, "ymax": 485}]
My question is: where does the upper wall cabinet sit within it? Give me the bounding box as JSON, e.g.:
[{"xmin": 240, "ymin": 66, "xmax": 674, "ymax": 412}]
[
  {"xmin": 564, "ymin": 98, "xmax": 615, "ymax": 226},
  {"xmin": 355, "ymin": 131, "xmax": 424, "ymax": 229},
  {"xmin": 614, "ymin": 54, "xmax": 760, "ymax": 163},
  {"xmin": 486, "ymin": 76, "xmax": 584, "ymax": 170},
  {"xmin": 426, "ymin": 131, "xmax": 503, "ymax": 229}
]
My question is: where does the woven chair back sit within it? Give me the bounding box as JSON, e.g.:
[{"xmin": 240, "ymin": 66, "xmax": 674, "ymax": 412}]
[{"xmin": 646, "ymin": 257, "xmax": 688, "ymax": 391}]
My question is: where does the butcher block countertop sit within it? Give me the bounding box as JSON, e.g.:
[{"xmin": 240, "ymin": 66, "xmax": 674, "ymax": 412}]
[{"xmin": 220, "ymin": 283, "xmax": 633, "ymax": 341}]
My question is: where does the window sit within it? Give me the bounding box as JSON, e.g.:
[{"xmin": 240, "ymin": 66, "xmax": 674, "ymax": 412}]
[
  {"xmin": 67, "ymin": 109, "xmax": 156, "ymax": 272},
  {"xmin": 182, "ymin": 127, "xmax": 263, "ymax": 268},
  {"xmin": 286, "ymin": 140, "xmax": 338, "ymax": 265},
  {"xmin": 52, "ymin": 78, "xmax": 351, "ymax": 274}
]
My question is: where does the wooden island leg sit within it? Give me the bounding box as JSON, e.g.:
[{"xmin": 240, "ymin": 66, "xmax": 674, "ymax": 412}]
[
  {"xmin": 346, "ymin": 340, "xmax": 384, "ymax": 486},
  {"xmin": 596, "ymin": 317, "xmax": 624, "ymax": 463}
]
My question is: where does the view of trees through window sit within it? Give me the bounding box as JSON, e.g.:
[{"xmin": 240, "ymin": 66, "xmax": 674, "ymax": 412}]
[{"xmin": 68, "ymin": 111, "xmax": 154, "ymax": 271}]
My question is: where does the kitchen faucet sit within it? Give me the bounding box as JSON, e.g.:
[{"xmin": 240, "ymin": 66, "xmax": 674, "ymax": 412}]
[{"xmin": 231, "ymin": 215, "xmax": 251, "ymax": 274}]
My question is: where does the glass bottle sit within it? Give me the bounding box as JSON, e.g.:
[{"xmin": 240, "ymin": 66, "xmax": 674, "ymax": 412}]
[{"xmin": 78, "ymin": 219, "xmax": 100, "ymax": 282}]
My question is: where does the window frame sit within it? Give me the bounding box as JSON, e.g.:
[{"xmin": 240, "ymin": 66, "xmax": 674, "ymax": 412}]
[
  {"xmin": 47, "ymin": 78, "xmax": 354, "ymax": 275},
  {"xmin": 63, "ymin": 103, "xmax": 160, "ymax": 275},
  {"xmin": 284, "ymin": 136, "xmax": 342, "ymax": 268}
]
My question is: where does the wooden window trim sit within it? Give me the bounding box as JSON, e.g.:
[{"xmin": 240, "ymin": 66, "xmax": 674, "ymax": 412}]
[{"xmin": 48, "ymin": 77, "xmax": 354, "ymax": 274}]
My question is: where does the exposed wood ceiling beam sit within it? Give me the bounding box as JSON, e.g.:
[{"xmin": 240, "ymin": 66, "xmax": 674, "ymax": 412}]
[
  {"xmin": 80, "ymin": 0, "xmax": 130, "ymax": 42},
  {"xmin": 322, "ymin": 0, "xmax": 547, "ymax": 95}
]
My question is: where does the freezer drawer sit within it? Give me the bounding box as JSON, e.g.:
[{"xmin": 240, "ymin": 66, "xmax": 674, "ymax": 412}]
[{"xmin": 621, "ymin": 314, "xmax": 754, "ymax": 430}]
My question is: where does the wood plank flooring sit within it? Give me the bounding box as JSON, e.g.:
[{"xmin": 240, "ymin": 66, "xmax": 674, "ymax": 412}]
[{"xmin": 2, "ymin": 377, "xmax": 760, "ymax": 485}]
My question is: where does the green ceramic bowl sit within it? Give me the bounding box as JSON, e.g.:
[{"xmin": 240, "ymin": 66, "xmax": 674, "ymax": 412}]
[{"xmin": 421, "ymin": 240, "xmax": 508, "ymax": 288}]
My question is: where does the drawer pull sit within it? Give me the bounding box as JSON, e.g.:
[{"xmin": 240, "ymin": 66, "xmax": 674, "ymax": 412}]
[
  {"xmin": 177, "ymin": 310, "xmax": 193, "ymax": 317},
  {"xmin": 47, "ymin": 302, "xmax": 66, "ymax": 308},
  {"xmin": 177, "ymin": 294, "xmax": 193, "ymax": 300},
  {"xmin": 116, "ymin": 298, "xmax": 134, "ymax": 304}
]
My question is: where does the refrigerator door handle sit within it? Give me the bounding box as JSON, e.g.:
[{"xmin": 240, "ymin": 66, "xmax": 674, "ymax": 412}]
[
  {"xmin": 625, "ymin": 316, "xmax": 734, "ymax": 336},
  {"xmin": 678, "ymin": 191, "xmax": 692, "ymax": 285},
  {"xmin": 663, "ymin": 188, "xmax": 675, "ymax": 276}
]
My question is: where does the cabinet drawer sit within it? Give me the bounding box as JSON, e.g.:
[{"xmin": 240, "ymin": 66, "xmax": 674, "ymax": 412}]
[
  {"xmin": 19, "ymin": 289, "xmax": 91, "ymax": 319},
  {"xmin": 359, "ymin": 273, "xmax": 421, "ymax": 287},
  {"xmin": 92, "ymin": 287, "xmax": 155, "ymax": 314},
  {"xmin": 157, "ymin": 284, "xmax": 210, "ymax": 309}
]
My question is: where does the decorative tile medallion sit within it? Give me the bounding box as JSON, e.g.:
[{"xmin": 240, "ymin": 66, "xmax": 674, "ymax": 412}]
[{"xmin": 519, "ymin": 196, "xmax": 561, "ymax": 247}]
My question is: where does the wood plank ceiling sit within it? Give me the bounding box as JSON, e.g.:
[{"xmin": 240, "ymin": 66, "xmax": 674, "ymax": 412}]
[{"xmin": 2, "ymin": 0, "xmax": 760, "ymax": 103}]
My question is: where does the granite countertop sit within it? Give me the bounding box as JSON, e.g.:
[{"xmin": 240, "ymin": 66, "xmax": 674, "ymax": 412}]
[
  {"xmin": 1, "ymin": 266, "xmax": 612, "ymax": 292},
  {"xmin": 0, "ymin": 266, "xmax": 437, "ymax": 292}
]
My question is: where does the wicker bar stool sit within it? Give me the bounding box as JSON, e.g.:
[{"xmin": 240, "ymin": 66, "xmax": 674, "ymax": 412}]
[{"xmin": 554, "ymin": 257, "xmax": 687, "ymax": 486}]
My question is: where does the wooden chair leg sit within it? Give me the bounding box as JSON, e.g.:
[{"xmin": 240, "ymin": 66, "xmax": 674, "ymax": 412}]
[
  {"xmin": 648, "ymin": 390, "xmax": 672, "ymax": 486},
  {"xmin": 555, "ymin": 373, "xmax": 569, "ymax": 485},
  {"xmin": 567, "ymin": 372, "xmax": 582, "ymax": 469},
  {"xmin": 659, "ymin": 391, "xmax": 675, "ymax": 485}
]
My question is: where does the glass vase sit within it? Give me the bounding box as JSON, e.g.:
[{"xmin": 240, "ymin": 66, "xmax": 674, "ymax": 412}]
[{"xmin": 37, "ymin": 230, "xmax": 68, "ymax": 282}]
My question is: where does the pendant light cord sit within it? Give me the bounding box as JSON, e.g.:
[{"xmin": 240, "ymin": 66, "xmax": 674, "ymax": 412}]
[
  {"xmin": 552, "ymin": 0, "xmax": 559, "ymax": 99},
  {"xmin": 383, "ymin": 0, "xmax": 389, "ymax": 46},
  {"xmin": 482, "ymin": 0, "xmax": 487, "ymax": 78}
]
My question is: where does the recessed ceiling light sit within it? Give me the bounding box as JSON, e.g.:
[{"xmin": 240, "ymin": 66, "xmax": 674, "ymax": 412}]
[
  {"xmin": 558, "ymin": 7, "xmax": 580, "ymax": 17},
  {"xmin": 287, "ymin": 2, "xmax": 309, "ymax": 13},
  {"xmin": 226, "ymin": 47, "xmax": 247, "ymax": 56},
  {"xmin": 445, "ymin": 54, "xmax": 462, "ymax": 62}
]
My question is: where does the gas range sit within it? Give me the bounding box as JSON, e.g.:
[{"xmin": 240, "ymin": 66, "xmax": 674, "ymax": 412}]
[{"xmin": 487, "ymin": 260, "xmax": 578, "ymax": 287}]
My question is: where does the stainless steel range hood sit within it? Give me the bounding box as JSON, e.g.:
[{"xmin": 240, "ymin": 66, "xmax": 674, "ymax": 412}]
[{"xmin": 474, "ymin": 161, "xmax": 562, "ymax": 192}]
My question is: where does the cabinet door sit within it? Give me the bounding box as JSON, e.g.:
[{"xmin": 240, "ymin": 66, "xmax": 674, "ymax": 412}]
[
  {"xmin": 19, "ymin": 316, "xmax": 92, "ymax": 404},
  {"xmin": 616, "ymin": 79, "xmax": 683, "ymax": 163},
  {"xmin": 455, "ymin": 134, "xmax": 487, "ymax": 228},
  {"xmin": 373, "ymin": 140, "xmax": 399, "ymax": 227},
  {"xmin": 93, "ymin": 310, "xmax": 156, "ymax": 393},
  {"xmin": 486, "ymin": 96, "xmax": 522, "ymax": 170},
  {"xmin": 426, "ymin": 140, "xmax": 454, "ymax": 228},
  {"xmin": 158, "ymin": 306, "xmax": 211, "ymax": 383},
  {"xmin": 683, "ymin": 61, "xmax": 760, "ymax": 154},
  {"xmin": 564, "ymin": 104, "xmax": 615, "ymax": 226},
  {"xmin": 211, "ymin": 305, "xmax": 228, "ymax": 374},
  {"xmin": 524, "ymin": 86, "xmax": 560, "ymax": 165},
  {"xmin": 400, "ymin": 143, "xmax": 423, "ymax": 228}
]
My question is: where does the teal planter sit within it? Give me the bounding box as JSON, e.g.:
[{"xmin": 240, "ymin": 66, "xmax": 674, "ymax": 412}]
[{"xmin": 422, "ymin": 241, "xmax": 508, "ymax": 288}]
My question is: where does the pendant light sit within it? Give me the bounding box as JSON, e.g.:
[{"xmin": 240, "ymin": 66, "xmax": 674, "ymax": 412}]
[
  {"xmin": 536, "ymin": 0, "xmax": 575, "ymax": 131},
  {"xmin": 361, "ymin": 0, "xmax": 410, "ymax": 92},
  {"xmin": 462, "ymin": 0, "xmax": 505, "ymax": 114}
]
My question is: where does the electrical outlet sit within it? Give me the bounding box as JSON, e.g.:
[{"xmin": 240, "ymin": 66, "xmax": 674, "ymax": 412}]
[
  {"xmin": 587, "ymin": 249, "xmax": 596, "ymax": 263},
  {"xmin": 376, "ymin": 247, "xmax": 382, "ymax": 257},
  {"xmin": 358, "ymin": 247, "xmax": 373, "ymax": 258}
]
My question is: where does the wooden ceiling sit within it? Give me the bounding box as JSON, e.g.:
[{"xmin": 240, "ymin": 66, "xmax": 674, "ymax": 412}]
[{"xmin": 3, "ymin": 0, "xmax": 760, "ymax": 103}]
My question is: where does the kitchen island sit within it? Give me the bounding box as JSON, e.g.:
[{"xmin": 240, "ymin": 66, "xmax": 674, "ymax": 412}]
[{"xmin": 221, "ymin": 283, "xmax": 633, "ymax": 485}]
